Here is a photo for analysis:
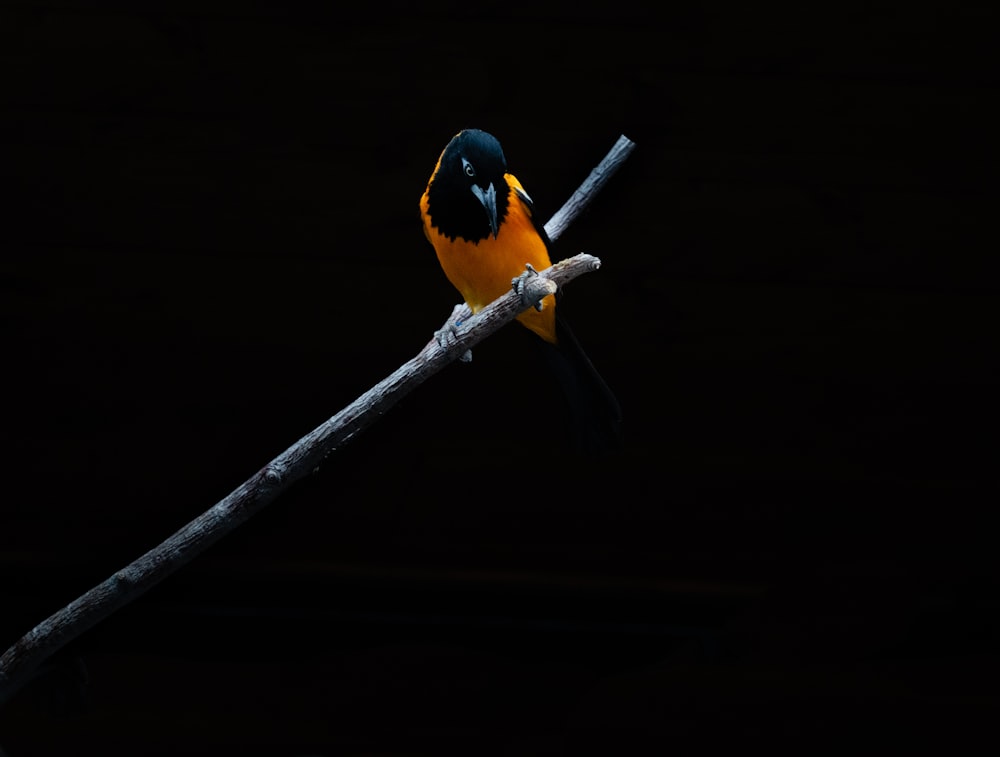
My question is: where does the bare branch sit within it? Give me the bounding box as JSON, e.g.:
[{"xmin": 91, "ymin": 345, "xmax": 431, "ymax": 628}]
[
  {"xmin": 0, "ymin": 135, "xmax": 634, "ymax": 706},
  {"xmin": 544, "ymin": 134, "xmax": 636, "ymax": 242}
]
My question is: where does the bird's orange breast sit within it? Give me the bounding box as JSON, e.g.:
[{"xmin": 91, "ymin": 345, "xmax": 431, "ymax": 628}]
[{"xmin": 421, "ymin": 172, "xmax": 557, "ymax": 344}]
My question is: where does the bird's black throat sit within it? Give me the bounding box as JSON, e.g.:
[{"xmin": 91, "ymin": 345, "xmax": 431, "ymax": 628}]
[{"xmin": 426, "ymin": 129, "xmax": 511, "ymax": 244}]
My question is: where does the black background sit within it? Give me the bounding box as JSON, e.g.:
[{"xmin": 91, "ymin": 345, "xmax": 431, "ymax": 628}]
[{"xmin": 1, "ymin": 2, "xmax": 997, "ymax": 754}]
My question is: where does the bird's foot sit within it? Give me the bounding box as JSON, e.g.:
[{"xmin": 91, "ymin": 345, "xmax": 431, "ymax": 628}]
[
  {"xmin": 512, "ymin": 264, "xmax": 552, "ymax": 312},
  {"xmin": 434, "ymin": 303, "xmax": 473, "ymax": 363}
]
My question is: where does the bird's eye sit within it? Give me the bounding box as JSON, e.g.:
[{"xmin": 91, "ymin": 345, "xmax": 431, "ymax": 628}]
[{"xmin": 461, "ymin": 157, "xmax": 476, "ymax": 178}]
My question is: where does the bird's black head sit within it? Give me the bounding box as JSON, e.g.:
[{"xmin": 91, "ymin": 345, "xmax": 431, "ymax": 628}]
[{"xmin": 426, "ymin": 129, "xmax": 511, "ymax": 243}]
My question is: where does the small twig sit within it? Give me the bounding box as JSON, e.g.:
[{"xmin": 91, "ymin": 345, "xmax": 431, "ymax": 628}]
[
  {"xmin": 544, "ymin": 134, "xmax": 636, "ymax": 242},
  {"xmin": 0, "ymin": 135, "xmax": 634, "ymax": 706}
]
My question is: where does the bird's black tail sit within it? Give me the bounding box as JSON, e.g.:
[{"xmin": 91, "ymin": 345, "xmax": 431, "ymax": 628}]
[{"xmin": 539, "ymin": 312, "xmax": 623, "ymax": 454}]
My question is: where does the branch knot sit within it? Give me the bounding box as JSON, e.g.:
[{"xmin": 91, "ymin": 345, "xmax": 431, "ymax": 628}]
[{"xmin": 262, "ymin": 463, "xmax": 286, "ymax": 487}]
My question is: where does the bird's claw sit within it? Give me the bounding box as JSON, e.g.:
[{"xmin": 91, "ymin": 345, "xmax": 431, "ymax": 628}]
[
  {"xmin": 512, "ymin": 264, "xmax": 545, "ymax": 311},
  {"xmin": 434, "ymin": 303, "xmax": 473, "ymax": 362},
  {"xmin": 434, "ymin": 322, "xmax": 459, "ymax": 347}
]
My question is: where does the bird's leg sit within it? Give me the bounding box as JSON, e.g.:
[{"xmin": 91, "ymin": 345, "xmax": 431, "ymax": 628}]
[
  {"xmin": 512, "ymin": 263, "xmax": 548, "ymax": 312},
  {"xmin": 434, "ymin": 302, "xmax": 473, "ymax": 363}
]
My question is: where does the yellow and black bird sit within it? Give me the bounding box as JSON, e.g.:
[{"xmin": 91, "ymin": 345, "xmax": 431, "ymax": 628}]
[{"xmin": 420, "ymin": 128, "xmax": 622, "ymax": 452}]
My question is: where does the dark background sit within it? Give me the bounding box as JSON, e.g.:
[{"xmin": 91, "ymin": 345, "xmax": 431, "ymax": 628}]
[{"xmin": 1, "ymin": 2, "xmax": 996, "ymax": 754}]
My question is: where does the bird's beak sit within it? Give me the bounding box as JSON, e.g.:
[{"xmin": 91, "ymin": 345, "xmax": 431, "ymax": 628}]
[{"xmin": 470, "ymin": 182, "xmax": 499, "ymax": 239}]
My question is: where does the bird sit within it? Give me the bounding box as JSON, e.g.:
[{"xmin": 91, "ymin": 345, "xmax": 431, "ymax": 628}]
[{"xmin": 419, "ymin": 128, "xmax": 622, "ymax": 452}]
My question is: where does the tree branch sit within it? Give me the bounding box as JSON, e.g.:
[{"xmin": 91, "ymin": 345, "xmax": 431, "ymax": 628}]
[
  {"xmin": 0, "ymin": 135, "xmax": 635, "ymax": 706},
  {"xmin": 544, "ymin": 134, "xmax": 636, "ymax": 242}
]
